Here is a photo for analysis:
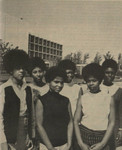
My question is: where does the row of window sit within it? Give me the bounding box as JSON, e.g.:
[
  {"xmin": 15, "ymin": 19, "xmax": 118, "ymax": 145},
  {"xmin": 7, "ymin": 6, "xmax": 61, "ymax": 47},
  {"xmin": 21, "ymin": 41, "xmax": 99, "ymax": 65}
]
[
  {"xmin": 29, "ymin": 35, "xmax": 62, "ymax": 50},
  {"xmin": 29, "ymin": 44, "xmax": 62, "ymax": 56},
  {"xmin": 29, "ymin": 51, "xmax": 62, "ymax": 60}
]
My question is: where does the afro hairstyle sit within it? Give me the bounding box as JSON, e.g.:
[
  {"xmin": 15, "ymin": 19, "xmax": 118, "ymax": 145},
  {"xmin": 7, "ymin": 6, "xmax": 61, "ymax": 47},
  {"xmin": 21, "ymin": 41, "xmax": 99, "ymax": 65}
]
[
  {"xmin": 45, "ymin": 66, "xmax": 67, "ymax": 83},
  {"xmin": 102, "ymin": 59, "xmax": 118, "ymax": 73},
  {"xmin": 58, "ymin": 59, "xmax": 76, "ymax": 73},
  {"xmin": 82, "ymin": 63, "xmax": 104, "ymax": 84},
  {"xmin": 3, "ymin": 49, "xmax": 29, "ymax": 73},
  {"xmin": 28, "ymin": 57, "xmax": 46, "ymax": 75}
]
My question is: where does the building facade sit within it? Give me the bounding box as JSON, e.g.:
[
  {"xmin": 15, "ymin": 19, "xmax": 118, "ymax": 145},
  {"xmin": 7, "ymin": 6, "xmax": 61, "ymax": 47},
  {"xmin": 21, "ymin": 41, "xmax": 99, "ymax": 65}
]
[{"xmin": 28, "ymin": 34, "xmax": 63, "ymax": 67}]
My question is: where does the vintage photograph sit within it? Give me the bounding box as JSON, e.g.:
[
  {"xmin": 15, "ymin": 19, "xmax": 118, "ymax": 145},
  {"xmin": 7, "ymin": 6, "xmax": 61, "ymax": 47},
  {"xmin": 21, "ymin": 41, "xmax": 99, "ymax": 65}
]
[{"xmin": 0, "ymin": 0, "xmax": 122, "ymax": 150}]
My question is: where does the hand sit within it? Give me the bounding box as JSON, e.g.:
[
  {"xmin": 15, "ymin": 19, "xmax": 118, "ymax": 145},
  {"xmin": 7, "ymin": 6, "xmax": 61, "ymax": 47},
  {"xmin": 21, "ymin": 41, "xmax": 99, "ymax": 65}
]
[
  {"xmin": 116, "ymin": 130, "xmax": 122, "ymax": 145},
  {"xmin": 90, "ymin": 143, "xmax": 104, "ymax": 150},
  {"xmin": 63, "ymin": 143, "xmax": 71, "ymax": 150},
  {"xmin": 1, "ymin": 142, "xmax": 8, "ymax": 150},
  {"xmin": 26, "ymin": 139, "xmax": 33, "ymax": 149},
  {"xmin": 79, "ymin": 143, "xmax": 90, "ymax": 150}
]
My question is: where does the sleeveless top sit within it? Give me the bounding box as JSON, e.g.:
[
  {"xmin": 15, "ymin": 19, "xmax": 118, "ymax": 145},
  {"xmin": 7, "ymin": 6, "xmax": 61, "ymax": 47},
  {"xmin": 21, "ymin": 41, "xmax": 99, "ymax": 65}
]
[
  {"xmin": 81, "ymin": 91, "xmax": 111, "ymax": 131},
  {"xmin": 39, "ymin": 91, "xmax": 70, "ymax": 146}
]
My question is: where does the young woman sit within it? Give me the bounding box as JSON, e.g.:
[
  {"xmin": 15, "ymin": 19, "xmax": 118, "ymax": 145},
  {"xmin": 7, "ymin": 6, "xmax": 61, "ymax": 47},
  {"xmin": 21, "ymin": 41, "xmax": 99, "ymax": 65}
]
[
  {"xmin": 35, "ymin": 66, "xmax": 73, "ymax": 150},
  {"xmin": 74, "ymin": 63, "xmax": 115, "ymax": 150},
  {"xmin": 102, "ymin": 59, "xmax": 122, "ymax": 150},
  {"xmin": 58, "ymin": 59, "xmax": 83, "ymax": 116},
  {"xmin": 28, "ymin": 57, "xmax": 49, "ymax": 96},
  {"xmin": 0, "ymin": 49, "xmax": 33, "ymax": 150}
]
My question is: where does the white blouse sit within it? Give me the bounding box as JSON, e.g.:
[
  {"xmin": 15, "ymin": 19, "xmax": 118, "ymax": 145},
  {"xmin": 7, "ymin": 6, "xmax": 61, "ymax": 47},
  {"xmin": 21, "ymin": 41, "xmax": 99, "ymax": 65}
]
[{"xmin": 81, "ymin": 91, "xmax": 111, "ymax": 130}]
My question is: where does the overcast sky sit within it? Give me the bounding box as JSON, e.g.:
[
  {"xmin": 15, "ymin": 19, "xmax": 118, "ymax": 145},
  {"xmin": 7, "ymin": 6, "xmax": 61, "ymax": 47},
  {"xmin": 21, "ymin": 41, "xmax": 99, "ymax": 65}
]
[{"xmin": 2, "ymin": 0, "xmax": 122, "ymax": 61}]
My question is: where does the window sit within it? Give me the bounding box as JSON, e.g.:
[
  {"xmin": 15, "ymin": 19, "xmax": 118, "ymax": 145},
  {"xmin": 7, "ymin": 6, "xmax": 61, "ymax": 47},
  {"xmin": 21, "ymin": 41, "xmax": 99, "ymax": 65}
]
[
  {"xmin": 43, "ymin": 47, "xmax": 46, "ymax": 53},
  {"xmin": 47, "ymin": 48, "xmax": 49, "ymax": 53},
  {"xmin": 57, "ymin": 51, "xmax": 59, "ymax": 55},
  {"xmin": 54, "ymin": 43, "xmax": 56, "ymax": 48},
  {"xmin": 35, "ymin": 52, "xmax": 38, "ymax": 57},
  {"xmin": 51, "ymin": 42, "xmax": 54, "ymax": 47},
  {"xmin": 30, "ymin": 35, "xmax": 34, "ymax": 43},
  {"xmin": 43, "ymin": 40, "xmax": 46, "ymax": 46},
  {"xmin": 60, "ymin": 45, "xmax": 62, "ymax": 50},
  {"xmin": 39, "ymin": 53, "xmax": 42, "ymax": 58},
  {"xmin": 43, "ymin": 54, "xmax": 46, "ymax": 59},
  {"xmin": 54, "ymin": 50, "xmax": 56, "ymax": 55},
  {"xmin": 35, "ymin": 37, "xmax": 38, "ymax": 43},
  {"xmin": 39, "ymin": 46, "xmax": 42, "ymax": 52},
  {"xmin": 29, "ymin": 51, "xmax": 34, "ymax": 58},
  {"xmin": 47, "ymin": 41, "xmax": 50, "ymax": 46},
  {"xmin": 39, "ymin": 38, "xmax": 42, "ymax": 45},
  {"xmin": 35, "ymin": 45, "xmax": 38, "ymax": 51},
  {"xmin": 30, "ymin": 44, "xmax": 34, "ymax": 50}
]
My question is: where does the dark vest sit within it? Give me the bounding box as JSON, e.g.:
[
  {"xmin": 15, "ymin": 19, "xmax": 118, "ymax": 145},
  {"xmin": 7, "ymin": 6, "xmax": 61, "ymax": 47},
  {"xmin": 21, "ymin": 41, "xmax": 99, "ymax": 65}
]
[
  {"xmin": 38, "ymin": 91, "xmax": 70, "ymax": 146},
  {"xmin": 3, "ymin": 86, "xmax": 32, "ymax": 143}
]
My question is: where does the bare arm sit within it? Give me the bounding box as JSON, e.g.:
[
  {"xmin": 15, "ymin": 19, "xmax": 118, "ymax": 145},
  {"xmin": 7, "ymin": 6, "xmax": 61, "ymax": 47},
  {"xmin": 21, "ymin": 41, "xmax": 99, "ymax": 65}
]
[
  {"xmin": 35, "ymin": 99, "xmax": 56, "ymax": 150},
  {"xmin": 101, "ymin": 96, "xmax": 115, "ymax": 146},
  {"xmin": 74, "ymin": 97, "xmax": 89, "ymax": 150},
  {"xmin": 66, "ymin": 102, "xmax": 73, "ymax": 149}
]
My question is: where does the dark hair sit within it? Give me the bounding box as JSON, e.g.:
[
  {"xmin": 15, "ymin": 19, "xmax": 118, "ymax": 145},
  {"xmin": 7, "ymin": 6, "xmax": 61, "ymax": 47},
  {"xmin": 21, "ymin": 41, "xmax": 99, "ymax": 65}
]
[
  {"xmin": 58, "ymin": 59, "xmax": 76, "ymax": 73},
  {"xmin": 3, "ymin": 49, "xmax": 29, "ymax": 73},
  {"xmin": 82, "ymin": 63, "xmax": 104, "ymax": 83},
  {"xmin": 45, "ymin": 66, "xmax": 67, "ymax": 83},
  {"xmin": 28, "ymin": 57, "xmax": 46, "ymax": 75},
  {"xmin": 102, "ymin": 59, "xmax": 118, "ymax": 73}
]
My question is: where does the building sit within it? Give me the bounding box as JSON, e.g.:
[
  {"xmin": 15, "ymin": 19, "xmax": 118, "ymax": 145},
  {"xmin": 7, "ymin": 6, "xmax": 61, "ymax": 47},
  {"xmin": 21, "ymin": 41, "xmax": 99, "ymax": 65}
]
[{"xmin": 28, "ymin": 34, "xmax": 63, "ymax": 67}]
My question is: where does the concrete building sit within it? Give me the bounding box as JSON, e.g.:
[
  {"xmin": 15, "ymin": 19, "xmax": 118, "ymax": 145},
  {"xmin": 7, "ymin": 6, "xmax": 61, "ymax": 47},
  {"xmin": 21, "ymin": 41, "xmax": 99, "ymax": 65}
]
[{"xmin": 28, "ymin": 34, "xmax": 63, "ymax": 67}]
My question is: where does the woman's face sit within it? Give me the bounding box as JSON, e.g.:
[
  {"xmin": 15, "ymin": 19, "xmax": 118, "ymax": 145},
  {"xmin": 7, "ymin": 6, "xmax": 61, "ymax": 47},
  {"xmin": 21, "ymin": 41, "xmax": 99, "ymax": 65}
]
[
  {"xmin": 104, "ymin": 67, "xmax": 116, "ymax": 85},
  {"xmin": 86, "ymin": 76, "xmax": 100, "ymax": 93},
  {"xmin": 49, "ymin": 76, "xmax": 64, "ymax": 93},
  {"xmin": 65, "ymin": 69, "xmax": 74, "ymax": 83},
  {"xmin": 32, "ymin": 67, "xmax": 44, "ymax": 83}
]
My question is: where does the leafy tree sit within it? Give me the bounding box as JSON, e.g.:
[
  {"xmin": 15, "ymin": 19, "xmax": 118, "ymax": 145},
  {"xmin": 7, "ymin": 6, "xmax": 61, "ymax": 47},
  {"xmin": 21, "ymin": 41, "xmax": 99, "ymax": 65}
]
[
  {"xmin": 0, "ymin": 41, "xmax": 19, "ymax": 58},
  {"xmin": 82, "ymin": 53, "xmax": 89, "ymax": 64},
  {"xmin": 103, "ymin": 51, "xmax": 114, "ymax": 60},
  {"xmin": 118, "ymin": 53, "xmax": 122, "ymax": 70},
  {"xmin": 93, "ymin": 52, "xmax": 102, "ymax": 64}
]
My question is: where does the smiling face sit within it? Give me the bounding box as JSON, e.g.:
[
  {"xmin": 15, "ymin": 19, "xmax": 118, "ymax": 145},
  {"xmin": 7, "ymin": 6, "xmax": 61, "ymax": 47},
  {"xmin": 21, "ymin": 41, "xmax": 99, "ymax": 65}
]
[
  {"xmin": 49, "ymin": 76, "xmax": 64, "ymax": 93},
  {"xmin": 65, "ymin": 69, "xmax": 74, "ymax": 83},
  {"xmin": 103, "ymin": 67, "xmax": 116, "ymax": 86},
  {"xmin": 86, "ymin": 76, "xmax": 100, "ymax": 93},
  {"xmin": 31, "ymin": 67, "xmax": 45, "ymax": 84}
]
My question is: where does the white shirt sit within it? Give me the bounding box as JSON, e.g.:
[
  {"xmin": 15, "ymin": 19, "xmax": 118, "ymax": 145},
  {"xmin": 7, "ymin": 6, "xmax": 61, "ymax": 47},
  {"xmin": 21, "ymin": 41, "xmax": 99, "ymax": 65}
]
[
  {"xmin": 0, "ymin": 78, "xmax": 28, "ymax": 144},
  {"xmin": 60, "ymin": 83, "xmax": 81, "ymax": 115},
  {"xmin": 81, "ymin": 91, "xmax": 111, "ymax": 130},
  {"xmin": 29, "ymin": 83, "xmax": 49, "ymax": 97},
  {"xmin": 100, "ymin": 83, "xmax": 119, "ymax": 96}
]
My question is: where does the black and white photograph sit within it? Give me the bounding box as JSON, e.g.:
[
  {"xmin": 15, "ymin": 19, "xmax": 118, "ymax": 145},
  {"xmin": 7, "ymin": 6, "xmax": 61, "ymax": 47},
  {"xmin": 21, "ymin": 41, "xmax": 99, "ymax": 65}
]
[{"xmin": 0, "ymin": 0, "xmax": 122, "ymax": 150}]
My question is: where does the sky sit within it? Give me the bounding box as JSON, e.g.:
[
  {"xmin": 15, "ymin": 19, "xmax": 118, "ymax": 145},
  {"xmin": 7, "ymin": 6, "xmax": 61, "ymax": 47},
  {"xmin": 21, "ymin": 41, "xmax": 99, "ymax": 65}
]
[{"xmin": 1, "ymin": 0, "xmax": 122, "ymax": 61}]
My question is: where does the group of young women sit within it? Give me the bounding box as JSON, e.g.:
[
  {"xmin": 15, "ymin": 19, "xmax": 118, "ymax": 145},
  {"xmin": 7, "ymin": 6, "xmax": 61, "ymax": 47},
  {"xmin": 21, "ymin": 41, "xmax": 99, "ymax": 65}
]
[{"xmin": 0, "ymin": 49, "xmax": 122, "ymax": 150}]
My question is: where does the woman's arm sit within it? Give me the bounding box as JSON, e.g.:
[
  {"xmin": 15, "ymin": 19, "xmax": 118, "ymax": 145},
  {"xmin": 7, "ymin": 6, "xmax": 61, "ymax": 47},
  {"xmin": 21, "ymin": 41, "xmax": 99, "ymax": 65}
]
[
  {"xmin": 74, "ymin": 97, "xmax": 89, "ymax": 149},
  {"xmin": 35, "ymin": 99, "xmax": 56, "ymax": 150},
  {"xmin": 66, "ymin": 102, "xmax": 73, "ymax": 149},
  {"xmin": 90, "ymin": 96, "xmax": 115, "ymax": 150}
]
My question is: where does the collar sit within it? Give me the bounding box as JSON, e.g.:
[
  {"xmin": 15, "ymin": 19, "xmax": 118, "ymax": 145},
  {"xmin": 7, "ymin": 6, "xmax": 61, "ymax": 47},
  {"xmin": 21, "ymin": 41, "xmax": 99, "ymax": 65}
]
[{"xmin": 7, "ymin": 77, "xmax": 27, "ymax": 90}]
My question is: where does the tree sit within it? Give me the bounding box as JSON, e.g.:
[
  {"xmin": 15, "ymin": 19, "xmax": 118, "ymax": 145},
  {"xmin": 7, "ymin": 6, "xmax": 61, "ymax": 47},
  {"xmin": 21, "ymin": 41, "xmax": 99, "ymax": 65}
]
[
  {"xmin": 64, "ymin": 53, "xmax": 72, "ymax": 60},
  {"xmin": 64, "ymin": 51, "xmax": 82, "ymax": 64},
  {"xmin": 118, "ymin": 53, "xmax": 122, "ymax": 70},
  {"xmin": 103, "ymin": 51, "xmax": 114, "ymax": 60},
  {"xmin": 82, "ymin": 53, "xmax": 89, "ymax": 64},
  {"xmin": 93, "ymin": 52, "xmax": 102, "ymax": 64},
  {"xmin": 0, "ymin": 41, "xmax": 19, "ymax": 58}
]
